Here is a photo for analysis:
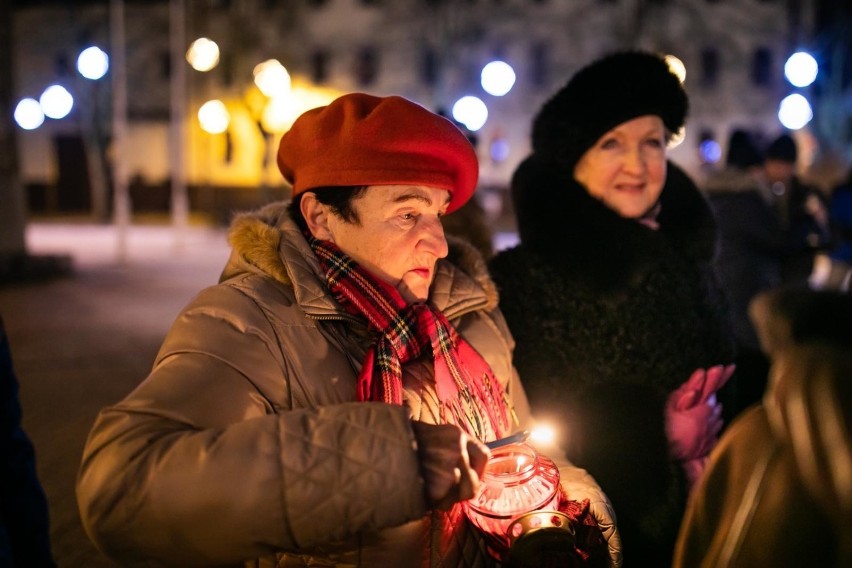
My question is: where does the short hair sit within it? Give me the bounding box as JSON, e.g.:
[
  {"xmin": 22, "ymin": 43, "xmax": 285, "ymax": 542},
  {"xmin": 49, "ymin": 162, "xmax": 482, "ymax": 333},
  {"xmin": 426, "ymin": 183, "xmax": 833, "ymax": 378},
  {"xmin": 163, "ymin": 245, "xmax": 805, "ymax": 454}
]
[{"xmin": 287, "ymin": 186, "xmax": 369, "ymax": 232}]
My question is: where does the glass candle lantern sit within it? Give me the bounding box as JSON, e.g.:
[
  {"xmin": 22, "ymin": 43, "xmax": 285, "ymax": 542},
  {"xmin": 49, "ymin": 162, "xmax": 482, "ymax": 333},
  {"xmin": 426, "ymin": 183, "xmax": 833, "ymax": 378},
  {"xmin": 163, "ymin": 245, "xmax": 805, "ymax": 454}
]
[{"xmin": 464, "ymin": 442, "xmax": 565, "ymax": 555}]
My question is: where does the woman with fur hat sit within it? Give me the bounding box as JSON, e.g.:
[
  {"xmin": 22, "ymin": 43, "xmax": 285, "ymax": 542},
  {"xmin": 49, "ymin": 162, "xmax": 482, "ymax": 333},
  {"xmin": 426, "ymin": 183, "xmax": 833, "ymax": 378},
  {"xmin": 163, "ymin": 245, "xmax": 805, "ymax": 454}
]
[{"xmin": 489, "ymin": 51, "xmax": 736, "ymax": 566}]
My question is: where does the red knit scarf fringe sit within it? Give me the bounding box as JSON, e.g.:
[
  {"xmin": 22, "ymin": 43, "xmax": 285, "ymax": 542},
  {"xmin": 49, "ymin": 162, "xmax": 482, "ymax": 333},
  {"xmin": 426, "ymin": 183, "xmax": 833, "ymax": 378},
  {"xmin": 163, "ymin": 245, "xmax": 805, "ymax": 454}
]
[{"xmin": 310, "ymin": 236, "xmax": 509, "ymax": 440}]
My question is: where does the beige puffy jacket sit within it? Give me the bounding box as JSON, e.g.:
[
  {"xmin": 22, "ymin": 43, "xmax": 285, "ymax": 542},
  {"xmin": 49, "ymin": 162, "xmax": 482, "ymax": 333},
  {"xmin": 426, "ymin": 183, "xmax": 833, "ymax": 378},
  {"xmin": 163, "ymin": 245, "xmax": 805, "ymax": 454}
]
[
  {"xmin": 77, "ymin": 202, "xmax": 620, "ymax": 567},
  {"xmin": 673, "ymin": 287, "xmax": 852, "ymax": 567}
]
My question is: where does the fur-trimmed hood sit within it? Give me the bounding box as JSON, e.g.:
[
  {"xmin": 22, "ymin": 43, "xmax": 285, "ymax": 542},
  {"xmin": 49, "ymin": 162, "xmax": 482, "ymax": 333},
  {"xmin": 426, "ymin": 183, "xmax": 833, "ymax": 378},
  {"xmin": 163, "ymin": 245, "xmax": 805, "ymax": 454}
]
[
  {"xmin": 220, "ymin": 200, "xmax": 500, "ymax": 314},
  {"xmin": 509, "ymin": 154, "xmax": 718, "ymax": 291}
]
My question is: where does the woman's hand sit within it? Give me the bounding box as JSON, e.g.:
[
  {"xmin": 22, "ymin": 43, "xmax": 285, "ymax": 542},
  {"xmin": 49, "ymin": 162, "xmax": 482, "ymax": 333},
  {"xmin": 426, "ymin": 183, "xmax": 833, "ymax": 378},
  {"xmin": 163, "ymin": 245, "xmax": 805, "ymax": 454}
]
[
  {"xmin": 665, "ymin": 365, "xmax": 735, "ymax": 485},
  {"xmin": 411, "ymin": 421, "xmax": 490, "ymax": 510},
  {"xmin": 559, "ymin": 464, "xmax": 623, "ymax": 567}
]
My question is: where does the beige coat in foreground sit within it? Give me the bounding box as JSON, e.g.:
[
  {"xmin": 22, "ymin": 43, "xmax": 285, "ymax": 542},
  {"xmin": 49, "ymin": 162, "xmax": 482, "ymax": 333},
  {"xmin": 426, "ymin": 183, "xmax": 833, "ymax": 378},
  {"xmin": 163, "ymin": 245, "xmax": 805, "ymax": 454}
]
[{"xmin": 77, "ymin": 202, "xmax": 619, "ymax": 567}]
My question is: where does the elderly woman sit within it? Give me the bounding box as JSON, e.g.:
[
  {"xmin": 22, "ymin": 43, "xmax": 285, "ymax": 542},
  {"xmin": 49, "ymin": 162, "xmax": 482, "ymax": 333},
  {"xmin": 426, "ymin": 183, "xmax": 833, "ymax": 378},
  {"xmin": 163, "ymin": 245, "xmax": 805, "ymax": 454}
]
[{"xmin": 489, "ymin": 51, "xmax": 736, "ymax": 565}]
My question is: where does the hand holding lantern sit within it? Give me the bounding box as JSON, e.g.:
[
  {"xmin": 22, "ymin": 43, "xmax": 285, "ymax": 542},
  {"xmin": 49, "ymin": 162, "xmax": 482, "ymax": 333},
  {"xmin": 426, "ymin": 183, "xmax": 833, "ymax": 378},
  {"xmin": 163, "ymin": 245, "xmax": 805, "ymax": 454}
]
[
  {"xmin": 465, "ymin": 426, "xmax": 607, "ymax": 566},
  {"xmin": 411, "ymin": 421, "xmax": 490, "ymax": 510}
]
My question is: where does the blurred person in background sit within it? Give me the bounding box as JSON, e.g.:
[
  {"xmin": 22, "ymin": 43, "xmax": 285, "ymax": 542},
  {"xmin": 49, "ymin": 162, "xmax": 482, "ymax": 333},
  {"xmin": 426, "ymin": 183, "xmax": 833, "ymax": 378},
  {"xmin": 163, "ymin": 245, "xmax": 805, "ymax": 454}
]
[
  {"xmin": 762, "ymin": 133, "xmax": 833, "ymax": 285},
  {"xmin": 822, "ymin": 167, "xmax": 852, "ymax": 291},
  {"xmin": 674, "ymin": 285, "xmax": 852, "ymax": 567},
  {"xmin": 703, "ymin": 129, "xmax": 785, "ymax": 422},
  {"xmin": 1, "ymin": 316, "xmax": 56, "ymax": 567},
  {"xmin": 76, "ymin": 93, "xmax": 620, "ymax": 568},
  {"xmin": 489, "ymin": 51, "xmax": 735, "ymax": 567}
]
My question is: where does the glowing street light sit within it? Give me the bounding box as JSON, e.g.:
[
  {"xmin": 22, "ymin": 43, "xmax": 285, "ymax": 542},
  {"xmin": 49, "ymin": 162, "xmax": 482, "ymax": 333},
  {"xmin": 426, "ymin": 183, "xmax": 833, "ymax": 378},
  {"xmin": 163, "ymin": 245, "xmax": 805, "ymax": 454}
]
[
  {"xmin": 778, "ymin": 93, "xmax": 813, "ymax": 130},
  {"xmin": 481, "ymin": 60, "xmax": 516, "ymax": 97},
  {"xmin": 261, "ymin": 93, "xmax": 301, "ymax": 133},
  {"xmin": 452, "ymin": 95, "xmax": 488, "ymax": 132},
  {"xmin": 253, "ymin": 59, "xmax": 291, "ymax": 98},
  {"xmin": 14, "ymin": 98, "xmax": 45, "ymax": 130},
  {"xmin": 784, "ymin": 51, "xmax": 818, "ymax": 88},
  {"xmin": 39, "ymin": 84, "xmax": 74, "ymax": 119},
  {"xmin": 77, "ymin": 46, "xmax": 109, "ymax": 80},
  {"xmin": 198, "ymin": 99, "xmax": 230, "ymax": 134},
  {"xmin": 699, "ymin": 139, "xmax": 722, "ymax": 164},
  {"xmin": 665, "ymin": 54, "xmax": 686, "ymax": 84},
  {"xmin": 186, "ymin": 37, "xmax": 220, "ymax": 72}
]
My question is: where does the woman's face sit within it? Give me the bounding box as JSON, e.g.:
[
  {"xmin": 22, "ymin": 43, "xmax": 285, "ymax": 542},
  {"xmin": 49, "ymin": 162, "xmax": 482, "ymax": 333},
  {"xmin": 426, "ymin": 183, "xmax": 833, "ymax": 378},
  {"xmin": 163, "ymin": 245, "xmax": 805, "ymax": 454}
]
[{"xmin": 573, "ymin": 115, "xmax": 667, "ymax": 219}]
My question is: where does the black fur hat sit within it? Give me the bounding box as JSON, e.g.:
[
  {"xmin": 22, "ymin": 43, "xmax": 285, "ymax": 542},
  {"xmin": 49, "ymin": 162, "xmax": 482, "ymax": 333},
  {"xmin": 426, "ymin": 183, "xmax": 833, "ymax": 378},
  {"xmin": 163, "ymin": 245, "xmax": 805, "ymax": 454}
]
[
  {"xmin": 531, "ymin": 50, "xmax": 688, "ymax": 171},
  {"xmin": 726, "ymin": 129, "xmax": 764, "ymax": 169},
  {"xmin": 766, "ymin": 133, "xmax": 797, "ymax": 163}
]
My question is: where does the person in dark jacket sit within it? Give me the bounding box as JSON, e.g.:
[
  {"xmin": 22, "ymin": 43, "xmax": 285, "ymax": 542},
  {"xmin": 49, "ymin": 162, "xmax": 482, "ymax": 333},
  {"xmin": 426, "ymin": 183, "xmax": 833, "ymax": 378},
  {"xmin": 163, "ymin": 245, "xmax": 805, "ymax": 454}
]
[
  {"xmin": 703, "ymin": 129, "xmax": 785, "ymax": 420},
  {"xmin": 763, "ymin": 133, "xmax": 833, "ymax": 285},
  {"xmin": 489, "ymin": 51, "xmax": 736, "ymax": 567},
  {"xmin": 0, "ymin": 316, "xmax": 56, "ymax": 567},
  {"xmin": 674, "ymin": 286, "xmax": 852, "ymax": 567},
  {"xmin": 823, "ymin": 169, "xmax": 852, "ymax": 291}
]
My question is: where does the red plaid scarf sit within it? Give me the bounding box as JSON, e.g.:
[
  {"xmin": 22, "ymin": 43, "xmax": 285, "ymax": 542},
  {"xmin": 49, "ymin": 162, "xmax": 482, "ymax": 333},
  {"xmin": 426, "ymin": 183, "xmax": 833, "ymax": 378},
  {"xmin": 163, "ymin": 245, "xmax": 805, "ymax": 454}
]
[{"xmin": 310, "ymin": 236, "xmax": 510, "ymax": 440}]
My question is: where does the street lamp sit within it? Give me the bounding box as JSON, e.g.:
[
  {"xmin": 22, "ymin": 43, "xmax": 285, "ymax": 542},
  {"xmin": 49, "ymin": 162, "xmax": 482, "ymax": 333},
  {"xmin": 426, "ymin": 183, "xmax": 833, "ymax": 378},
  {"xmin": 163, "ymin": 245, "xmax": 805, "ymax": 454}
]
[
  {"xmin": 77, "ymin": 46, "xmax": 109, "ymax": 80},
  {"xmin": 779, "ymin": 51, "xmax": 817, "ymax": 130},
  {"xmin": 198, "ymin": 99, "xmax": 230, "ymax": 134},
  {"xmin": 39, "ymin": 84, "xmax": 74, "ymax": 120},
  {"xmin": 253, "ymin": 59, "xmax": 291, "ymax": 97},
  {"xmin": 784, "ymin": 51, "xmax": 818, "ymax": 88},
  {"xmin": 481, "ymin": 61, "xmax": 515, "ymax": 97},
  {"xmin": 665, "ymin": 54, "xmax": 686, "ymax": 84},
  {"xmin": 778, "ymin": 93, "xmax": 813, "ymax": 130},
  {"xmin": 452, "ymin": 95, "xmax": 488, "ymax": 132},
  {"xmin": 13, "ymin": 98, "xmax": 45, "ymax": 130},
  {"xmin": 186, "ymin": 37, "xmax": 220, "ymax": 72}
]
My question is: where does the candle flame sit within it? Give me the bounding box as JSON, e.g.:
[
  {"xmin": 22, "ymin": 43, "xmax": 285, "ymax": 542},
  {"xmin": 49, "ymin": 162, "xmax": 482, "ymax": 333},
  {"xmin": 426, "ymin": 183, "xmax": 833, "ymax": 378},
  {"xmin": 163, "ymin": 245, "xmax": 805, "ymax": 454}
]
[{"xmin": 530, "ymin": 425, "xmax": 555, "ymax": 445}]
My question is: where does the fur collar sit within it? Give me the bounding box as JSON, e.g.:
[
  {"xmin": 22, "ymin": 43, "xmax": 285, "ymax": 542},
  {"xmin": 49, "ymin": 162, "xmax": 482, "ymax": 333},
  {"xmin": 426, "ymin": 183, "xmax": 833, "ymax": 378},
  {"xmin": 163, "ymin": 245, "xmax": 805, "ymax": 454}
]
[
  {"xmin": 509, "ymin": 156, "xmax": 718, "ymax": 290},
  {"xmin": 221, "ymin": 200, "xmax": 500, "ymax": 311}
]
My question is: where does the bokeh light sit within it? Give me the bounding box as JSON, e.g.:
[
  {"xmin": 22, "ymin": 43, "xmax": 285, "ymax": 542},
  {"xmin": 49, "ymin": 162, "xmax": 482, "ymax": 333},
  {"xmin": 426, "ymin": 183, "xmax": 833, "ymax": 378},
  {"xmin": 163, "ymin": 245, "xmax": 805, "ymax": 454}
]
[
  {"xmin": 261, "ymin": 93, "xmax": 301, "ymax": 133},
  {"xmin": 77, "ymin": 46, "xmax": 109, "ymax": 80},
  {"xmin": 39, "ymin": 84, "xmax": 74, "ymax": 119},
  {"xmin": 665, "ymin": 54, "xmax": 686, "ymax": 84},
  {"xmin": 778, "ymin": 93, "xmax": 813, "ymax": 130},
  {"xmin": 186, "ymin": 37, "xmax": 220, "ymax": 72},
  {"xmin": 14, "ymin": 98, "xmax": 45, "ymax": 130},
  {"xmin": 668, "ymin": 126, "xmax": 686, "ymax": 149},
  {"xmin": 253, "ymin": 59, "xmax": 291, "ymax": 98},
  {"xmin": 481, "ymin": 60, "xmax": 516, "ymax": 96},
  {"xmin": 198, "ymin": 99, "xmax": 230, "ymax": 134},
  {"xmin": 452, "ymin": 96, "xmax": 488, "ymax": 132},
  {"xmin": 784, "ymin": 51, "xmax": 818, "ymax": 88},
  {"xmin": 699, "ymin": 139, "xmax": 722, "ymax": 163},
  {"xmin": 490, "ymin": 137, "xmax": 510, "ymax": 162}
]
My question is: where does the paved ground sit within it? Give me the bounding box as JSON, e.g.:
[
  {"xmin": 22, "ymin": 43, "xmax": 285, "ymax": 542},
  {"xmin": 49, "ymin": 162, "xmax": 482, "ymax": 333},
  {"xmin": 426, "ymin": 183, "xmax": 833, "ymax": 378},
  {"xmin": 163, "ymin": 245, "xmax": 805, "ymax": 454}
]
[{"xmin": 0, "ymin": 221, "xmax": 231, "ymax": 567}]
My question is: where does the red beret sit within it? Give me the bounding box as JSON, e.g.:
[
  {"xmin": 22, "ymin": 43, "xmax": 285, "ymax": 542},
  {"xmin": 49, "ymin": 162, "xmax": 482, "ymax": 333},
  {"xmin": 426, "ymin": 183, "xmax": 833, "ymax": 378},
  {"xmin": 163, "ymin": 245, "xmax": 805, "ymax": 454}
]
[{"xmin": 277, "ymin": 93, "xmax": 478, "ymax": 214}]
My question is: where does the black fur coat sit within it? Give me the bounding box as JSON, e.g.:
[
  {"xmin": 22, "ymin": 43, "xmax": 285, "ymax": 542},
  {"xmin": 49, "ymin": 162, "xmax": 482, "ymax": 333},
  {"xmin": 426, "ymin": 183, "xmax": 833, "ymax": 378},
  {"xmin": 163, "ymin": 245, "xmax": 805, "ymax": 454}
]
[{"xmin": 489, "ymin": 156, "xmax": 735, "ymax": 565}]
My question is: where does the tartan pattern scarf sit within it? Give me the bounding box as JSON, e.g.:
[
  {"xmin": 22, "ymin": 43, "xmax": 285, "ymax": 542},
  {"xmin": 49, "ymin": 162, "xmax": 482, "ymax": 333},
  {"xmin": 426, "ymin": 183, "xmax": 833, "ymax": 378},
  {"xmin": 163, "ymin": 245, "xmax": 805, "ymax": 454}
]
[{"xmin": 309, "ymin": 236, "xmax": 510, "ymax": 440}]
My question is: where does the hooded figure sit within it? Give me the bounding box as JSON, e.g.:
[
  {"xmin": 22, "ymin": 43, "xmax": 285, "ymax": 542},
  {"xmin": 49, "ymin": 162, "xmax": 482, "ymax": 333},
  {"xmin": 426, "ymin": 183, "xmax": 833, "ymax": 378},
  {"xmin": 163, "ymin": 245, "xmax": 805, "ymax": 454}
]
[{"xmin": 489, "ymin": 51, "xmax": 735, "ymax": 566}]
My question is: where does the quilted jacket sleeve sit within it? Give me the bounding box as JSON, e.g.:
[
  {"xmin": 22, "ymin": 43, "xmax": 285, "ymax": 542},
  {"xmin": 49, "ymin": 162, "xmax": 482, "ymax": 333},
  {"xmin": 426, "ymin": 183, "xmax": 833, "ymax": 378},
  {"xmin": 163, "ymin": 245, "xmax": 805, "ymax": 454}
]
[{"xmin": 76, "ymin": 284, "xmax": 427, "ymax": 567}]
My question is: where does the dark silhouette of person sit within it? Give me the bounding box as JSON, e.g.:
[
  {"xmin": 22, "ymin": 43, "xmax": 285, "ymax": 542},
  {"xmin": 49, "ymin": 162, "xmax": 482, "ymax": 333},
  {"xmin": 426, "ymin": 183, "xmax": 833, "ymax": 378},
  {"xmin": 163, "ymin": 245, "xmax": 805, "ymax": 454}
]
[{"xmin": 0, "ymin": 316, "xmax": 56, "ymax": 567}]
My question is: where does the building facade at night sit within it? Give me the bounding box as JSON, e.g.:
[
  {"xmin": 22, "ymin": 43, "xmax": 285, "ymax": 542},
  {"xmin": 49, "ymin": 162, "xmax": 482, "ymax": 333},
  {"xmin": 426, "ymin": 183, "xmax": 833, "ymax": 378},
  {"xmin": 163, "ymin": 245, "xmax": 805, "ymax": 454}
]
[{"xmin": 14, "ymin": 0, "xmax": 845, "ymax": 220}]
